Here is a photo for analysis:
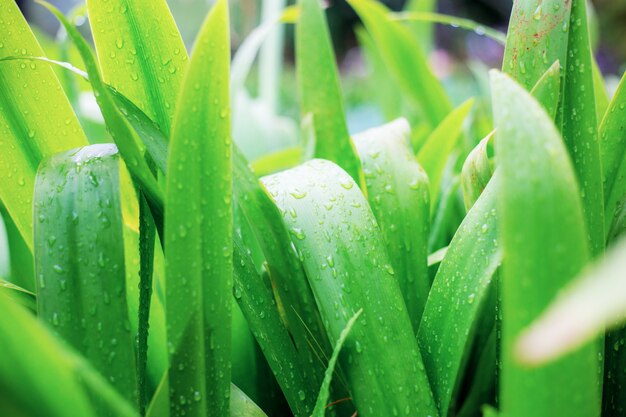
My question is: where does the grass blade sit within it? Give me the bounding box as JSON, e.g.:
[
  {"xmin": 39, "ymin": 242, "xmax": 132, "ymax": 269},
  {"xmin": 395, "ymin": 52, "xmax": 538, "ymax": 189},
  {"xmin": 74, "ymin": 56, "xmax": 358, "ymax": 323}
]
[
  {"xmin": 560, "ymin": 0, "xmax": 604, "ymax": 255},
  {"xmin": 353, "ymin": 119, "xmax": 431, "ymax": 329},
  {"xmin": 492, "ymin": 70, "xmax": 600, "ymax": 417},
  {"xmin": 418, "ymin": 175, "xmax": 500, "ymax": 416},
  {"xmin": 233, "ymin": 147, "xmax": 330, "ymax": 356},
  {"xmin": 164, "ymin": 1, "xmax": 232, "ymax": 415},
  {"xmin": 392, "ymin": 11, "xmax": 507, "ymax": 45},
  {"xmin": 38, "ymin": 2, "xmax": 163, "ymax": 210},
  {"xmin": 349, "ymin": 0, "xmax": 452, "ymax": 130},
  {"xmin": 34, "ymin": 144, "xmax": 138, "ymax": 408},
  {"xmin": 0, "ymin": 279, "xmax": 35, "ymax": 312},
  {"xmin": 262, "ymin": 159, "xmax": 438, "ymax": 417},
  {"xmin": 296, "ymin": 0, "xmax": 363, "ymax": 187},
  {"xmin": 233, "ymin": 236, "xmax": 315, "ymax": 417},
  {"xmin": 137, "ymin": 194, "xmax": 156, "ymax": 414},
  {"xmin": 0, "ymin": 0, "xmax": 87, "ymax": 249},
  {"xmin": 417, "ymin": 99, "xmax": 474, "ymax": 205},
  {"xmin": 87, "ymin": 0, "xmax": 186, "ymax": 135},
  {"xmin": 311, "ymin": 309, "xmax": 362, "ymax": 417},
  {"xmin": 600, "ymin": 73, "xmax": 626, "ymax": 241}
]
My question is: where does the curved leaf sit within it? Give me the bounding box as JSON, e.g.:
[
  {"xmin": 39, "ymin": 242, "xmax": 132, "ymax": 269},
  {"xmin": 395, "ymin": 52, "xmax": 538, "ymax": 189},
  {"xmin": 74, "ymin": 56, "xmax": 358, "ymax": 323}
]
[
  {"xmin": 262, "ymin": 159, "xmax": 438, "ymax": 417},
  {"xmin": 0, "ymin": 0, "xmax": 87, "ymax": 249},
  {"xmin": 233, "ymin": 236, "xmax": 315, "ymax": 417},
  {"xmin": 34, "ymin": 144, "xmax": 138, "ymax": 408},
  {"xmin": 353, "ymin": 119, "xmax": 431, "ymax": 329},
  {"xmin": 349, "ymin": 0, "xmax": 452, "ymax": 129},
  {"xmin": 417, "ymin": 99, "xmax": 474, "ymax": 204},
  {"xmin": 38, "ymin": 2, "xmax": 163, "ymax": 210},
  {"xmin": 87, "ymin": 0, "xmax": 187, "ymax": 135},
  {"xmin": 311, "ymin": 309, "xmax": 362, "ymax": 417}
]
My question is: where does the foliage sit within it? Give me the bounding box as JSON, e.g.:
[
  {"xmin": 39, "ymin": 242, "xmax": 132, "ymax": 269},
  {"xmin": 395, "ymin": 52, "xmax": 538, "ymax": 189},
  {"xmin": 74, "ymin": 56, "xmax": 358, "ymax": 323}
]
[{"xmin": 1, "ymin": 0, "xmax": 625, "ymax": 417}]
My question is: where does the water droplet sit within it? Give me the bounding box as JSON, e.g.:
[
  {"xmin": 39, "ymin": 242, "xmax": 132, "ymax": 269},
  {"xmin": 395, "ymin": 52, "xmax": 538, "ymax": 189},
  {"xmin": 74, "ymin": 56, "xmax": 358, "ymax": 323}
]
[
  {"xmin": 290, "ymin": 227, "xmax": 306, "ymax": 240},
  {"xmin": 178, "ymin": 224, "xmax": 188, "ymax": 238},
  {"xmin": 53, "ymin": 264, "xmax": 65, "ymax": 274},
  {"xmin": 115, "ymin": 38, "xmax": 124, "ymax": 49},
  {"xmin": 193, "ymin": 391, "xmax": 202, "ymax": 402},
  {"xmin": 52, "ymin": 312, "xmax": 59, "ymax": 326},
  {"xmin": 340, "ymin": 179, "xmax": 354, "ymax": 190},
  {"xmin": 290, "ymin": 188, "xmax": 307, "ymax": 199},
  {"xmin": 533, "ymin": 4, "xmax": 542, "ymax": 20},
  {"xmin": 298, "ymin": 390, "xmax": 306, "ymax": 401}
]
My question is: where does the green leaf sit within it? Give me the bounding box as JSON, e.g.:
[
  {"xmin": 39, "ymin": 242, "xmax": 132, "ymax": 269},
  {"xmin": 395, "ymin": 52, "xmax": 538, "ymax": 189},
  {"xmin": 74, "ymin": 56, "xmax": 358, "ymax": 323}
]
[
  {"xmin": 418, "ymin": 175, "xmax": 500, "ymax": 417},
  {"xmin": 353, "ymin": 119, "xmax": 431, "ymax": 330},
  {"xmin": 296, "ymin": 0, "xmax": 363, "ymax": 187},
  {"xmin": 392, "ymin": 11, "xmax": 507, "ymax": 46},
  {"xmin": 34, "ymin": 144, "xmax": 138, "ymax": 408},
  {"xmin": 0, "ymin": 0, "xmax": 87, "ymax": 250},
  {"xmin": 492, "ymin": 70, "xmax": 600, "ymax": 417},
  {"xmin": 516, "ymin": 235, "xmax": 626, "ymax": 364},
  {"xmin": 461, "ymin": 61, "xmax": 560, "ymax": 211},
  {"xmin": 349, "ymin": 0, "xmax": 452, "ymax": 129},
  {"xmin": 311, "ymin": 309, "xmax": 362, "ymax": 417},
  {"xmin": 147, "ymin": 374, "xmax": 268, "ymax": 417},
  {"xmin": 460, "ymin": 132, "xmax": 493, "ymax": 211},
  {"xmin": 38, "ymin": 2, "xmax": 163, "ymax": 211},
  {"xmin": 600, "ymin": 72, "xmax": 626, "ymax": 241},
  {"xmin": 417, "ymin": 99, "xmax": 474, "ymax": 204},
  {"xmin": 233, "ymin": 147, "xmax": 331, "ymax": 417},
  {"xmin": 0, "ymin": 279, "xmax": 35, "ymax": 312},
  {"xmin": 529, "ymin": 60, "xmax": 561, "ymax": 120},
  {"xmin": 87, "ymin": 0, "xmax": 187, "ymax": 135},
  {"xmin": 164, "ymin": 0, "xmax": 232, "ymax": 416},
  {"xmin": 262, "ymin": 159, "xmax": 438, "ymax": 417},
  {"xmin": 0, "ymin": 294, "xmax": 96, "ymax": 417},
  {"xmin": 137, "ymin": 194, "xmax": 156, "ymax": 415},
  {"xmin": 560, "ymin": 0, "xmax": 604, "ymax": 255},
  {"xmin": 233, "ymin": 236, "xmax": 315, "ymax": 417},
  {"xmin": 502, "ymin": 0, "xmax": 570, "ymax": 90},
  {"xmin": 502, "ymin": 0, "xmax": 604, "ymax": 255}
]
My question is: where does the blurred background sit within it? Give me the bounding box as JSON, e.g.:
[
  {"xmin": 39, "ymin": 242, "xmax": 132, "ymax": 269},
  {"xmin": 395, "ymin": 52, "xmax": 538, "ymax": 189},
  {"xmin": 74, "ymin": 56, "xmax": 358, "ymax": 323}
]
[
  {"xmin": 12, "ymin": 0, "xmax": 626, "ymax": 146},
  {"xmin": 15, "ymin": 0, "xmax": 626, "ymax": 73}
]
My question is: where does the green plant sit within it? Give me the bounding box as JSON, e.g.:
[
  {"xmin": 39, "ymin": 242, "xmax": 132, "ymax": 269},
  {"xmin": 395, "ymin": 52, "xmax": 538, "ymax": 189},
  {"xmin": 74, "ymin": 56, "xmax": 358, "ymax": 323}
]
[{"xmin": 0, "ymin": 0, "xmax": 625, "ymax": 416}]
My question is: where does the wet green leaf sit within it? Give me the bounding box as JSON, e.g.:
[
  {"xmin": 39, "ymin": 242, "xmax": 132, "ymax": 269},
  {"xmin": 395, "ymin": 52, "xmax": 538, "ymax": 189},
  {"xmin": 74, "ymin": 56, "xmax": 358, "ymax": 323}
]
[
  {"xmin": 0, "ymin": 0, "xmax": 87, "ymax": 250},
  {"xmin": 349, "ymin": 0, "xmax": 452, "ymax": 130},
  {"xmin": 87, "ymin": 0, "xmax": 187, "ymax": 135},
  {"xmin": 34, "ymin": 144, "xmax": 138, "ymax": 408},
  {"xmin": 262, "ymin": 159, "xmax": 438, "ymax": 417},
  {"xmin": 492, "ymin": 70, "xmax": 600, "ymax": 417},
  {"xmin": 417, "ymin": 99, "xmax": 474, "ymax": 204},
  {"xmin": 296, "ymin": 0, "xmax": 363, "ymax": 187},
  {"xmin": 418, "ymin": 175, "xmax": 500, "ymax": 417},
  {"xmin": 164, "ymin": 1, "xmax": 232, "ymax": 415},
  {"xmin": 353, "ymin": 119, "xmax": 430, "ymax": 329}
]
